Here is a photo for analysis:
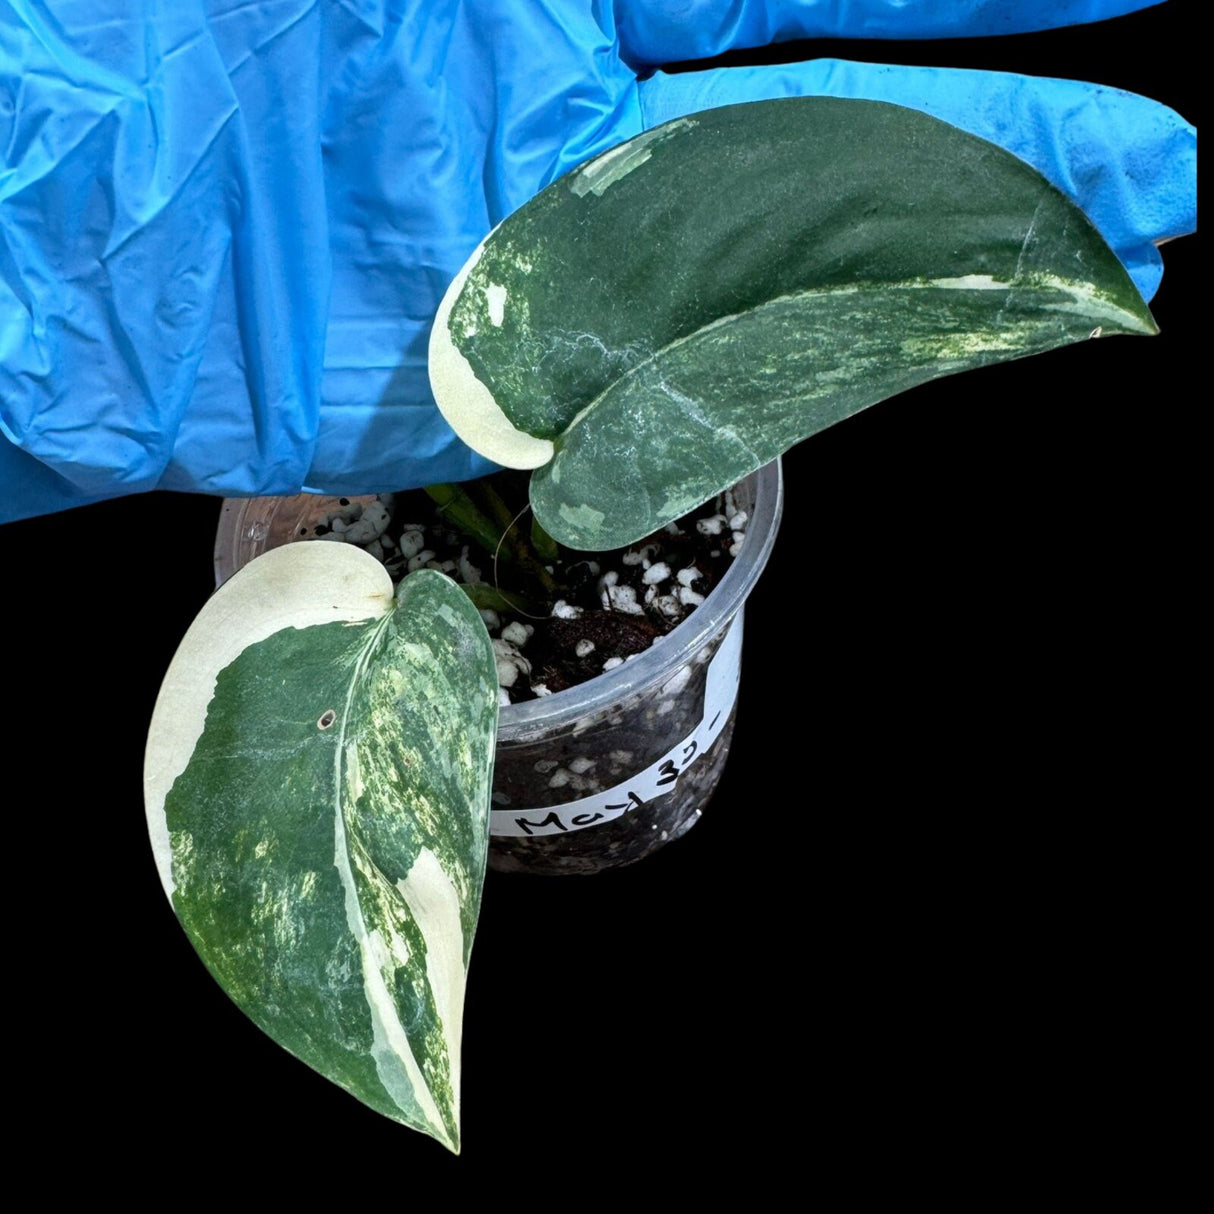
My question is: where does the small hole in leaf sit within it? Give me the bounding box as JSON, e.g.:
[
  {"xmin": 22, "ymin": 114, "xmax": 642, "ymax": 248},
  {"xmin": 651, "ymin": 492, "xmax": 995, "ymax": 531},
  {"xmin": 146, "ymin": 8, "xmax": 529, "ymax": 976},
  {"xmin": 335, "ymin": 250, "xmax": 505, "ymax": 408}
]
[
  {"xmin": 299, "ymin": 527, "xmax": 309, "ymax": 535},
  {"xmin": 317, "ymin": 710, "xmax": 337, "ymax": 729}
]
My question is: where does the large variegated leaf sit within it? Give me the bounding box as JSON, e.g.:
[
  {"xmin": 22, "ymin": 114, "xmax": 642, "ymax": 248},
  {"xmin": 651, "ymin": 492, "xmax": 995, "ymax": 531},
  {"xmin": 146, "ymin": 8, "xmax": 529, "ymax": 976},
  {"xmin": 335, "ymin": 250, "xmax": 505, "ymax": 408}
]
[
  {"xmin": 144, "ymin": 545, "xmax": 497, "ymax": 1151},
  {"xmin": 429, "ymin": 97, "xmax": 1157, "ymax": 550}
]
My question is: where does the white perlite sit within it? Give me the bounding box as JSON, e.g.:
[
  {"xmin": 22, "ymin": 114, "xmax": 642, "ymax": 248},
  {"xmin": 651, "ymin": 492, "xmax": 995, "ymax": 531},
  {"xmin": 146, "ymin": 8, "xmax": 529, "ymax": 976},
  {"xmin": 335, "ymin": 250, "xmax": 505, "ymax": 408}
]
[
  {"xmin": 654, "ymin": 594, "xmax": 681, "ymax": 618},
  {"xmin": 398, "ymin": 529, "xmax": 426, "ymax": 559},
  {"xmin": 597, "ymin": 569, "xmax": 618, "ymax": 608},
  {"xmin": 342, "ymin": 499, "xmax": 391, "ymax": 544},
  {"xmin": 661, "ymin": 665, "xmax": 693, "ymax": 697},
  {"xmin": 606, "ymin": 584, "xmax": 644, "ymax": 615},
  {"xmin": 457, "ymin": 548, "xmax": 481, "ymax": 585},
  {"xmin": 501, "ymin": 621, "xmax": 533, "ymax": 646},
  {"xmin": 492, "ymin": 638, "xmax": 530, "ymax": 688}
]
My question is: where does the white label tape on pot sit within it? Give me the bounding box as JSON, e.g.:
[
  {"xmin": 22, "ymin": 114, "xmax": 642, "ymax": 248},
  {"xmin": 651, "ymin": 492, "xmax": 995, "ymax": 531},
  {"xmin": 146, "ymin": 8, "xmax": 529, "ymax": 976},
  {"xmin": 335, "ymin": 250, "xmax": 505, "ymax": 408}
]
[{"xmin": 491, "ymin": 618, "xmax": 742, "ymax": 837}]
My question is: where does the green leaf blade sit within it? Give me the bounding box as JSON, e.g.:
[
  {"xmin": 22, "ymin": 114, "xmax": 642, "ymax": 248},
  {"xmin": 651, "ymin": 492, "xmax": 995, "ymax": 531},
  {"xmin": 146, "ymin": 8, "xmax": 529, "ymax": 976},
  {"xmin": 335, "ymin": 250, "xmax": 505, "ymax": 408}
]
[
  {"xmin": 430, "ymin": 97, "xmax": 1156, "ymax": 549},
  {"xmin": 145, "ymin": 548, "xmax": 497, "ymax": 1149}
]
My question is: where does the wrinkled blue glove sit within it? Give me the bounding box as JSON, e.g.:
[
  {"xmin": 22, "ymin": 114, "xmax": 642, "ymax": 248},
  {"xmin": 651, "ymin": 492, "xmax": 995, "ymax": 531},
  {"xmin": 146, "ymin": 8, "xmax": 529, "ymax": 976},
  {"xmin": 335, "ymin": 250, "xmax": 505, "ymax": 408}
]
[{"xmin": 0, "ymin": 1, "xmax": 1196, "ymax": 522}]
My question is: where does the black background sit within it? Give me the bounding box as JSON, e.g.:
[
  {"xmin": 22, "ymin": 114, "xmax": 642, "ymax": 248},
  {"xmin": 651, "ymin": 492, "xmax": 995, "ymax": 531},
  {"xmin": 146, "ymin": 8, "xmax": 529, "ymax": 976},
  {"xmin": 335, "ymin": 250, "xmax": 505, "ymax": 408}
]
[{"xmin": 4, "ymin": 4, "xmax": 1198, "ymax": 1192}]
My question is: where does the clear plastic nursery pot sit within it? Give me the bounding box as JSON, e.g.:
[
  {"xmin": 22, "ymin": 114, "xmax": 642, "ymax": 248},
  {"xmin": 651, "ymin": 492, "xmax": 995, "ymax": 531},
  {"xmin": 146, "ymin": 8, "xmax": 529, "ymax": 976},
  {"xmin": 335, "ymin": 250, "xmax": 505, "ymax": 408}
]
[{"xmin": 214, "ymin": 460, "xmax": 783, "ymax": 875}]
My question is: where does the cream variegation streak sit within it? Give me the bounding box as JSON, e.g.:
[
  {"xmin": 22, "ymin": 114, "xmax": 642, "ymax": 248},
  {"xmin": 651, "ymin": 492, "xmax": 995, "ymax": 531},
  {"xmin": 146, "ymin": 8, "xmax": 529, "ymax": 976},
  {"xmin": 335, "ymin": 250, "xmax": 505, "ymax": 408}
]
[
  {"xmin": 429, "ymin": 233, "xmax": 554, "ymax": 471},
  {"xmin": 397, "ymin": 848, "xmax": 468, "ymax": 1118},
  {"xmin": 568, "ymin": 118, "xmax": 699, "ymax": 198}
]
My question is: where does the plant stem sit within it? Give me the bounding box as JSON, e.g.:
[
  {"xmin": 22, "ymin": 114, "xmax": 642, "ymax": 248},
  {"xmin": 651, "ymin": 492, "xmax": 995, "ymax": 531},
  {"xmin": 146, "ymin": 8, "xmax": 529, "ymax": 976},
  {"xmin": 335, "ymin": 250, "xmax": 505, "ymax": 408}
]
[
  {"xmin": 469, "ymin": 479, "xmax": 558, "ymax": 595},
  {"xmin": 424, "ymin": 484, "xmax": 514, "ymax": 564}
]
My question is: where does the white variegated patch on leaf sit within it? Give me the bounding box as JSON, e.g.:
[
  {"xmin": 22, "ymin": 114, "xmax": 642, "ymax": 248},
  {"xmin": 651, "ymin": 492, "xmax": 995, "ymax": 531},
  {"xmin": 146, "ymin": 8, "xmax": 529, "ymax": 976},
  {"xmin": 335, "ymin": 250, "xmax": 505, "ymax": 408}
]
[
  {"xmin": 144, "ymin": 544, "xmax": 497, "ymax": 1150},
  {"xmin": 429, "ymin": 96, "xmax": 1157, "ymax": 551}
]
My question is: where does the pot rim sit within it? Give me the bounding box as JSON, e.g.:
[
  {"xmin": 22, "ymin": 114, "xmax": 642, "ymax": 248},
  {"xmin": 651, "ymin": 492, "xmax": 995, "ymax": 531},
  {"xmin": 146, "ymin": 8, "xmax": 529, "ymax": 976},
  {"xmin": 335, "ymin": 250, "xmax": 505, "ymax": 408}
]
[{"xmin": 214, "ymin": 460, "xmax": 784, "ymax": 736}]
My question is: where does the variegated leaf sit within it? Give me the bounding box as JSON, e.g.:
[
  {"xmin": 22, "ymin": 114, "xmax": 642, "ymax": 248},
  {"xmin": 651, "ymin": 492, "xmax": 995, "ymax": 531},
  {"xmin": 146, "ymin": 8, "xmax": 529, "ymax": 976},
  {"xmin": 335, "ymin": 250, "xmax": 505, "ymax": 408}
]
[
  {"xmin": 429, "ymin": 97, "xmax": 1157, "ymax": 550},
  {"xmin": 144, "ymin": 544, "xmax": 497, "ymax": 1150}
]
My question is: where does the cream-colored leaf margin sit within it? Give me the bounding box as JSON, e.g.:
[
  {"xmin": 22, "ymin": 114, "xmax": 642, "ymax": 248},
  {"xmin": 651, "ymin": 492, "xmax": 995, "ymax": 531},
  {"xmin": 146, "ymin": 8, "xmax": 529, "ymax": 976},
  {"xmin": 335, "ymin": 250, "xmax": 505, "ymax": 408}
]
[{"xmin": 144, "ymin": 543, "xmax": 394, "ymax": 896}]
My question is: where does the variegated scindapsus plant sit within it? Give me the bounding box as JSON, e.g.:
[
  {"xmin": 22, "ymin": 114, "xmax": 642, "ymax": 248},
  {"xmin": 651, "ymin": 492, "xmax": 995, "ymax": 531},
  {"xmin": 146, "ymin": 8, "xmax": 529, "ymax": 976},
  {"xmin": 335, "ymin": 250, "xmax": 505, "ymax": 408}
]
[{"xmin": 144, "ymin": 98, "xmax": 1158, "ymax": 1150}]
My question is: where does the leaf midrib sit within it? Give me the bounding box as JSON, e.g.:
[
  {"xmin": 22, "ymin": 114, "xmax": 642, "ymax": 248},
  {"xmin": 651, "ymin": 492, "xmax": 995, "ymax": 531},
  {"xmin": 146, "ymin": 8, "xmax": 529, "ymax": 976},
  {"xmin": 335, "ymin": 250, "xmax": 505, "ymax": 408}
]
[{"xmin": 332, "ymin": 608, "xmax": 453, "ymax": 1147}]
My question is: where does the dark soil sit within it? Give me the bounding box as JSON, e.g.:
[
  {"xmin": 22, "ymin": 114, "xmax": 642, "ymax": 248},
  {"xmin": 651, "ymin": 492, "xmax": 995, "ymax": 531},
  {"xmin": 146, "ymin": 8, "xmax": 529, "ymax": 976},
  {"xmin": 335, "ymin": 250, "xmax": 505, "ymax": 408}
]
[{"xmin": 311, "ymin": 472, "xmax": 749, "ymax": 704}]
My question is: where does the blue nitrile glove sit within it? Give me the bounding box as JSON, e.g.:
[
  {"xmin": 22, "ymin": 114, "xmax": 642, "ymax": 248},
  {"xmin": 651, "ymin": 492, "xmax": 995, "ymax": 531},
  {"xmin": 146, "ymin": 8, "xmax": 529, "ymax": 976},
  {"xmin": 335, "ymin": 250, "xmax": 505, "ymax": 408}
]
[{"xmin": 0, "ymin": 1, "xmax": 1196, "ymax": 522}]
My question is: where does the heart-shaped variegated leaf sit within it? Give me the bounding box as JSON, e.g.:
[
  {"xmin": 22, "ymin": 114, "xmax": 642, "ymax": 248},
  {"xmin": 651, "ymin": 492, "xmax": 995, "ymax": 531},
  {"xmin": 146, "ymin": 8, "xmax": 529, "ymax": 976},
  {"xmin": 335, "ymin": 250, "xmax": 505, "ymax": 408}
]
[
  {"xmin": 429, "ymin": 97, "xmax": 1157, "ymax": 550},
  {"xmin": 144, "ymin": 544, "xmax": 497, "ymax": 1151}
]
